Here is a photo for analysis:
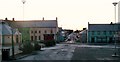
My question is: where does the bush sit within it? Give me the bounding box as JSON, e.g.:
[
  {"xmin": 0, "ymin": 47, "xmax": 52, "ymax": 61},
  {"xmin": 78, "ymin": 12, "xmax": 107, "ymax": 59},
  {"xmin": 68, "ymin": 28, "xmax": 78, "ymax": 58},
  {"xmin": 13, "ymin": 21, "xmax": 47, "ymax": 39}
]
[
  {"xmin": 44, "ymin": 40, "xmax": 56, "ymax": 47},
  {"xmin": 76, "ymin": 40, "xmax": 81, "ymax": 42},
  {"xmin": 19, "ymin": 41, "xmax": 34, "ymax": 54},
  {"xmin": 34, "ymin": 41, "xmax": 41, "ymax": 51}
]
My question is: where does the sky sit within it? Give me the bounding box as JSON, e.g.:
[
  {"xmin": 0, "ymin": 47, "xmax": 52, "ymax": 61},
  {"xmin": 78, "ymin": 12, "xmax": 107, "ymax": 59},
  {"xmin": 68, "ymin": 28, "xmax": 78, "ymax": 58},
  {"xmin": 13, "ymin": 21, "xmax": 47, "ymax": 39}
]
[{"xmin": 0, "ymin": 0, "xmax": 120, "ymax": 30}]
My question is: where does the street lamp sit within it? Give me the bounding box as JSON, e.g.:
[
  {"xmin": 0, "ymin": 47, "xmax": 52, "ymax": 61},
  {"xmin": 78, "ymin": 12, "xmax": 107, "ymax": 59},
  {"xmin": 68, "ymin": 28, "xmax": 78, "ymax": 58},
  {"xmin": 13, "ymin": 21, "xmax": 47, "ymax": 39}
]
[
  {"xmin": 11, "ymin": 28, "xmax": 15, "ymax": 59},
  {"xmin": 112, "ymin": 2, "xmax": 119, "ymax": 57},
  {"xmin": 22, "ymin": 0, "xmax": 26, "ymax": 20}
]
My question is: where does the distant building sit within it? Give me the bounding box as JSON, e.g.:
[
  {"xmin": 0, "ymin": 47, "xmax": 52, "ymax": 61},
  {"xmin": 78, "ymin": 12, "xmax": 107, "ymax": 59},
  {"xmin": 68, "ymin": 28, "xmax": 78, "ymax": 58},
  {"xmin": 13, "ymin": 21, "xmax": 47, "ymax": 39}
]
[
  {"xmin": 62, "ymin": 29, "xmax": 73, "ymax": 38},
  {"xmin": 0, "ymin": 20, "xmax": 22, "ymax": 45},
  {"xmin": 79, "ymin": 28, "xmax": 87, "ymax": 43},
  {"xmin": 87, "ymin": 22, "xmax": 120, "ymax": 43},
  {"xmin": 5, "ymin": 17, "xmax": 58, "ymax": 42},
  {"xmin": 56, "ymin": 27, "xmax": 65, "ymax": 42},
  {"xmin": 117, "ymin": 23, "xmax": 120, "ymax": 42}
]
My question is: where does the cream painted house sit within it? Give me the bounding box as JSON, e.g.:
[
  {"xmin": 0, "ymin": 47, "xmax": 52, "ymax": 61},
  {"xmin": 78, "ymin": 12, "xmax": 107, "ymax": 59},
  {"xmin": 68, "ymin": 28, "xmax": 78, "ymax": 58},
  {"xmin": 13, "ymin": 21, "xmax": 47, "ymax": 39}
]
[
  {"xmin": 0, "ymin": 20, "xmax": 22, "ymax": 45},
  {"xmin": 6, "ymin": 17, "xmax": 58, "ymax": 41},
  {"xmin": 30, "ymin": 27, "xmax": 57, "ymax": 41}
]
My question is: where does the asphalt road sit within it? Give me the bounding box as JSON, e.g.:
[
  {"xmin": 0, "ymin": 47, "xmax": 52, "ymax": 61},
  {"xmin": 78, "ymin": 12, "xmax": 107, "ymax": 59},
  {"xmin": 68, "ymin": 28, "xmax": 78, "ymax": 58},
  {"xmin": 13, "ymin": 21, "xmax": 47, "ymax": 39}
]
[
  {"xmin": 71, "ymin": 47, "xmax": 120, "ymax": 60},
  {"xmin": 3, "ymin": 43, "xmax": 119, "ymax": 62},
  {"xmin": 19, "ymin": 44, "xmax": 75, "ymax": 60}
]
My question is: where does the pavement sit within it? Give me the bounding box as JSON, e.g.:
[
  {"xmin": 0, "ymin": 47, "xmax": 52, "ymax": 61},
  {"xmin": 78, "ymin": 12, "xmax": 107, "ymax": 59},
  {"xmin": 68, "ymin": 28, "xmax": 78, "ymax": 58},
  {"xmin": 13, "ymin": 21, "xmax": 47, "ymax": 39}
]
[{"xmin": 0, "ymin": 44, "xmax": 22, "ymax": 61}]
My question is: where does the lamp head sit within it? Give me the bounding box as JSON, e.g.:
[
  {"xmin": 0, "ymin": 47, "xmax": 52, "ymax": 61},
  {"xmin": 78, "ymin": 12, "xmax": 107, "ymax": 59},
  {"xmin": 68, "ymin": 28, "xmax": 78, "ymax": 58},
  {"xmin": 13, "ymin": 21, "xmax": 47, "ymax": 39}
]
[
  {"xmin": 112, "ymin": 2, "xmax": 118, "ymax": 6},
  {"xmin": 22, "ymin": 0, "xmax": 26, "ymax": 4}
]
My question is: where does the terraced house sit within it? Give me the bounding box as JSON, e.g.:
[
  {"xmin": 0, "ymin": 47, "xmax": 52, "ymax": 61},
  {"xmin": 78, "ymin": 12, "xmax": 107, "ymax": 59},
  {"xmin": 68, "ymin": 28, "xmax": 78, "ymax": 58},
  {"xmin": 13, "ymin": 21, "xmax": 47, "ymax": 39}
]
[
  {"xmin": 88, "ymin": 22, "xmax": 120, "ymax": 43},
  {"xmin": 5, "ymin": 17, "xmax": 58, "ymax": 42}
]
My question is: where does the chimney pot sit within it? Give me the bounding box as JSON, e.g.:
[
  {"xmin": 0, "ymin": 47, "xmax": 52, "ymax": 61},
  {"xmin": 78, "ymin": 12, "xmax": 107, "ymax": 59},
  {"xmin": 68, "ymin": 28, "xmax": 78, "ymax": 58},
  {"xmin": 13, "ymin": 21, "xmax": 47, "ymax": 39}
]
[
  {"xmin": 5, "ymin": 18, "xmax": 8, "ymax": 21},
  {"xmin": 12, "ymin": 18, "xmax": 15, "ymax": 21},
  {"xmin": 56, "ymin": 17, "xmax": 58, "ymax": 20},
  {"xmin": 43, "ymin": 17, "xmax": 44, "ymax": 21}
]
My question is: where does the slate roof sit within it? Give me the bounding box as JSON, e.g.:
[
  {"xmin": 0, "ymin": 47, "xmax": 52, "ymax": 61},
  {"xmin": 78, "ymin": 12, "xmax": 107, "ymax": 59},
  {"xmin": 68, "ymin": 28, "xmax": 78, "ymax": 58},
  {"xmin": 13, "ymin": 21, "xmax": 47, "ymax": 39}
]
[
  {"xmin": 8, "ymin": 20, "xmax": 58, "ymax": 28},
  {"xmin": 0, "ymin": 20, "xmax": 18, "ymax": 35},
  {"xmin": 0, "ymin": 21, "xmax": 12, "ymax": 35},
  {"xmin": 88, "ymin": 24, "xmax": 119, "ymax": 31}
]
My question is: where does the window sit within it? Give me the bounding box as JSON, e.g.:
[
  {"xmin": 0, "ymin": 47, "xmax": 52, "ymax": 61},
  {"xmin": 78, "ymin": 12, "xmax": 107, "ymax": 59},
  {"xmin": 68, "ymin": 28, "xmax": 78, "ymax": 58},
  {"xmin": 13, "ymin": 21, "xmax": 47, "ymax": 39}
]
[
  {"xmin": 51, "ymin": 30, "xmax": 53, "ymax": 34},
  {"xmin": 103, "ymin": 31, "xmax": 106, "ymax": 35},
  {"xmin": 35, "ymin": 31, "xmax": 37, "ymax": 33},
  {"xmin": 31, "ymin": 36, "xmax": 33, "ymax": 41},
  {"xmin": 97, "ymin": 31, "xmax": 100, "ymax": 35},
  {"xmin": 31, "ymin": 31, "xmax": 33, "ymax": 33},
  {"xmin": 92, "ymin": 31, "xmax": 94, "ymax": 35},
  {"xmin": 45, "ymin": 30, "xmax": 47, "ymax": 34},
  {"xmin": 109, "ymin": 31, "xmax": 112, "ymax": 35},
  {"xmin": 39, "ymin": 36, "xmax": 41, "ymax": 40},
  {"xmin": 35, "ymin": 36, "xmax": 37, "ymax": 40},
  {"xmin": 39, "ymin": 31, "xmax": 41, "ymax": 33}
]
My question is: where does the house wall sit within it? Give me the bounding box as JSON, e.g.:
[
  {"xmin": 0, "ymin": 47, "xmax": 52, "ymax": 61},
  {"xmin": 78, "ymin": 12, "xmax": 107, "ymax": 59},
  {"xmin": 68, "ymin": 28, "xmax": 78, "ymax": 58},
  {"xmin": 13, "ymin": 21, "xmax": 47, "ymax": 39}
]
[
  {"xmin": 30, "ymin": 27, "xmax": 57, "ymax": 41},
  {"xmin": 0, "ymin": 35, "xmax": 22, "ymax": 45},
  {"xmin": 88, "ymin": 31, "xmax": 115, "ymax": 43},
  {"xmin": 0, "ymin": 36, "xmax": 2, "ymax": 45}
]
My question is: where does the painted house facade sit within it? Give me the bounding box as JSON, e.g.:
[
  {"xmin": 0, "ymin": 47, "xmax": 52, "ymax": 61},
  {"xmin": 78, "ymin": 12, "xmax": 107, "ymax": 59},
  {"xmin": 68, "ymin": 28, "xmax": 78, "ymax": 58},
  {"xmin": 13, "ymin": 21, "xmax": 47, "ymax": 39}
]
[
  {"xmin": 87, "ymin": 22, "xmax": 120, "ymax": 43},
  {"xmin": 0, "ymin": 20, "xmax": 22, "ymax": 45},
  {"xmin": 6, "ymin": 18, "xmax": 58, "ymax": 42}
]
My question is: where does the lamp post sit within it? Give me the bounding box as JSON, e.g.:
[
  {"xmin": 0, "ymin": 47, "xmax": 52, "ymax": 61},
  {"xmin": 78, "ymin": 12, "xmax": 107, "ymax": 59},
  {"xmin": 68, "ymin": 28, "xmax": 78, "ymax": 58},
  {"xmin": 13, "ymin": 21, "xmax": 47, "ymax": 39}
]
[
  {"xmin": 112, "ymin": 2, "xmax": 119, "ymax": 57},
  {"xmin": 11, "ymin": 28, "xmax": 15, "ymax": 58},
  {"xmin": 22, "ymin": 0, "xmax": 26, "ymax": 20}
]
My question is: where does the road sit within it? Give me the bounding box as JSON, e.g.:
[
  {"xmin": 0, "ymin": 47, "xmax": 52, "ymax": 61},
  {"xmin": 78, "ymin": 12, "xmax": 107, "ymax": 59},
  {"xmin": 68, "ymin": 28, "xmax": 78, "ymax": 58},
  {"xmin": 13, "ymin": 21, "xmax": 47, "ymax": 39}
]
[
  {"xmin": 20, "ymin": 44, "xmax": 75, "ymax": 60},
  {"xmin": 18, "ymin": 43, "xmax": 120, "ymax": 61}
]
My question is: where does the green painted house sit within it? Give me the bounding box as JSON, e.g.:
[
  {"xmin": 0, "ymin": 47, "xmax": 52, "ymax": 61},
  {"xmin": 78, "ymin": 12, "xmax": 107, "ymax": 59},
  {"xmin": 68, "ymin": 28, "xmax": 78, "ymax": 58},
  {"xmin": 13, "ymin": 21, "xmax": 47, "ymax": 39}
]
[
  {"xmin": 18, "ymin": 28, "xmax": 30, "ymax": 42},
  {"xmin": 88, "ymin": 23, "xmax": 119, "ymax": 43}
]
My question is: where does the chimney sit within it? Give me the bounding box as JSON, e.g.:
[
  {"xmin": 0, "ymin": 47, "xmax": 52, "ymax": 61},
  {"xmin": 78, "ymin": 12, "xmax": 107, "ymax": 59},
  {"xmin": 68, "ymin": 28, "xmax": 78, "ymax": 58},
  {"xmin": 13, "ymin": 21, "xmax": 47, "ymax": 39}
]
[
  {"xmin": 5, "ymin": 18, "xmax": 8, "ymax": 21},
  {"xmin": 110, "ymin": 22, "xmax": 113, "ymax": 24},
  {"xmin": 83, "ymin": 28, "xmax": 86, "ymax": 30},
  {"xmin": 12, "ymin": 18, "xmax": 15, "ymax": 21},
  {"xmin": 42, "ymin": 17, "xmax": 44, "ymax": 21},
  {"xmin": 56, "ymin": 17, "xmax": 58, "ymax": 21}
]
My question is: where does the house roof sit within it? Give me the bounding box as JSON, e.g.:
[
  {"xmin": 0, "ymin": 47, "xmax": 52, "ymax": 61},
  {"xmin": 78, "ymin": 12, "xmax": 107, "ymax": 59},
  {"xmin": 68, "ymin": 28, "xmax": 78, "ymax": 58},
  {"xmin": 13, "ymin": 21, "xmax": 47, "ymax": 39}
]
[
  {"xmin": 0, "ymin": 20, "xmax": 20, "ymax": 35},
  {"xmin": 88, "ymin": 24, "xmax": 119, "ymax": 31},
  {"xmin": 7, "ymin": 20, "xmax": 58, "ymax": 28},
  {"xmin": 0, "ymin": 21, "xmax": 12, "ymax": 35}
]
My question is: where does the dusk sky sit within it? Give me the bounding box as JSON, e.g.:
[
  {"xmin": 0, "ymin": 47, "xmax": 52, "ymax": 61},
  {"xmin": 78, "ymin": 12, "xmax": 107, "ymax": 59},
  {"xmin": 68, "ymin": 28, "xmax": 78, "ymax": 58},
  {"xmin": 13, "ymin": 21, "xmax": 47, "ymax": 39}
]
[{"xmin": 0, "ymin": 0, "xmax": 119, "ymax": 30}]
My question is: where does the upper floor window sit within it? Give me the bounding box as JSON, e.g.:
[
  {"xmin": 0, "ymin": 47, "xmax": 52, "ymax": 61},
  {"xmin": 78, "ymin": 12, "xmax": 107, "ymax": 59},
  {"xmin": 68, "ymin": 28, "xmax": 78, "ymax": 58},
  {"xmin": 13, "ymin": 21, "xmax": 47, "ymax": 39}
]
[
  {"xmin": 35, "ymin": 31, "xmax": 37, "ymax": 33},
  {"xmin": 51, "ymin": 30, "xmax": 53, "ymax": 34},
  {"xmin": 31, "ymin": 31, "xmax": 33, "ymax": 33},
  {"xmin": 39, "ymin": 31, "xmax": 41, "ymax": 33},
  {"xmin": 45, "ymin": 30, "xmax": 47, "ymax": 34}
]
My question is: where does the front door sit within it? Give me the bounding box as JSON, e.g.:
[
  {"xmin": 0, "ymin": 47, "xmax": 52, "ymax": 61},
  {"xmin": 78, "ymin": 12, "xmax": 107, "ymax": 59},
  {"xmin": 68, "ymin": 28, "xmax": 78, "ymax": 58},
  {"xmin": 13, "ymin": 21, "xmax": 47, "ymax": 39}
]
[
  {"xmin": 91, "ymin": 37, "xmax": 94, "ymax": 43},
  {"xmin": 109, "ymin": 37, "xmax": 113, "ymax": 43},
  {"xmin": 44, "ymin": 34, "xmax": 54, "ymax": 41}
]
